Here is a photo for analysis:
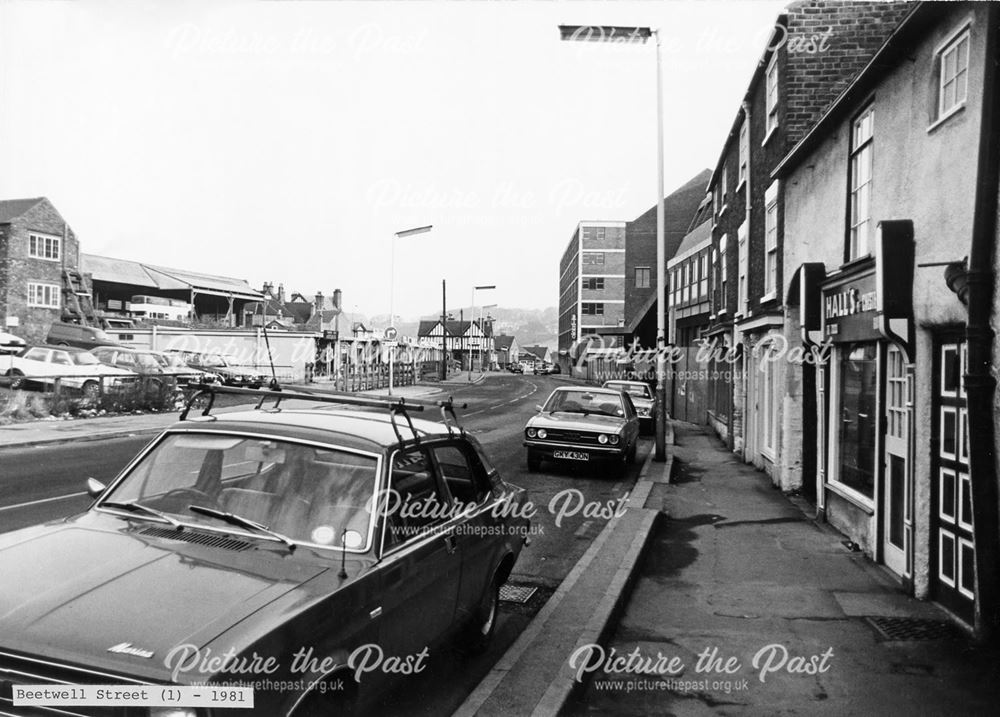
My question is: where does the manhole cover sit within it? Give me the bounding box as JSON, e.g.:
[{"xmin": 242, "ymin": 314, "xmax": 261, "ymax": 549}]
[
  {"xmin": 865, "ymin": 616, "xmax": 962, "ymax": 641},
  {"xmin": 501, "ymin": 584, "xmax": 538, "ymax": 604}
]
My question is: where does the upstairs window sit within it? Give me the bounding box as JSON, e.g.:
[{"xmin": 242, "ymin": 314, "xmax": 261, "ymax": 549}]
[
  {"xmin": 738, "ymin": 121, "xmax": 749, "ymax": 186},
  {"xmin": 764, "ymin": 181, "xmax": 780, "ymax": 297},
  {"xmin": 635, "ymin": 267, "xmax": 650, "ymax": 289},
  {"xmin": 582, "ymin": 277, "xmax": 605, "ymax": 290},
  {"xmin": 582, "ymin": 252, "xmax": 605, "ymax": 265},
  {"xmin": 737, "ymin": 222, "xmax": 748, "ymax": 315},
  {"xmin": 719, "ymin": 235, "xmax": 728, "ymax": 313},
  {"xmin": 28, "ymin": 282, "xmax": 61, "ymax": 309},
  {"xmin": 699, "ymin": 254, "xmax": 708, "ymax": 298},
  {"xmin": 938, "ymin": 27, "xmax": 970, "ymax": 119},
  {"xmin": 765, "ymin": 55, "xmax": 779, "ymax": 138},
  {"xmin": 29, "ymin": 233, "xmax": 61, "ymax": 261},
  {"xmin": 720, "ymin": 165, "xmax": 728, "ymax": 214},
  {"xmin": 581, "ymin": 302, "xmax": 604, "ymax": 316},
  {"xmin": 849, "ymin": 106, "xmax": 874, "ymax": 260}
]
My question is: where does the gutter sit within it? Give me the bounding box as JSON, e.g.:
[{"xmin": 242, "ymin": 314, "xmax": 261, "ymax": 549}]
[{"xmin": 966, "ymin": 2, "xmax": 1000, "ymax": 642}]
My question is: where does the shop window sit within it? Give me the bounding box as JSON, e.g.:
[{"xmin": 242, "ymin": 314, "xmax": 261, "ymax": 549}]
[{"xmin": 835, "ymin": 342, "xmax": 877, "ymax": 499}]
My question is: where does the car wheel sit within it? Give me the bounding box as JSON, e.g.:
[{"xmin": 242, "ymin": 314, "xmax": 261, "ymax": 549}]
[
  {"xmin": 527, "ymin": 449, "xmax": 542, "ymax": 472},
  {"xmin": 81, "ymin": 380, "xmax": 99, "ymax": 400},
  {"xmin": 459, "ymin": 574, "xmax": 500, "ymax": 655},
  {"xmin": 6, "ymin": 369, "xmax": 24, "ymax": 390}
]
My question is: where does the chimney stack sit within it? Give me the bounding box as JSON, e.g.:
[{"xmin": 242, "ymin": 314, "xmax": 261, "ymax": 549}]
[
  {"xmin": 332, "ymin": 288, "xmax": 342, "ymax": 310},
  {"xmin": 277, "ymin": 283, "xmax": 285, "ymax": 303},
  {"xmin": 314, "ymin": 291, "xmax": 324, "ymax": 313}
]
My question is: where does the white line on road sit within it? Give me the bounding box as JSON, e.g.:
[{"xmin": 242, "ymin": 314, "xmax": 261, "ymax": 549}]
[
  {"xmin": 465, "ymin": 381, "xmax": 540, "ymax": 417},
  {"xmin": 0, "ymin": 491, "xmax": 88, "ymax": 513}
]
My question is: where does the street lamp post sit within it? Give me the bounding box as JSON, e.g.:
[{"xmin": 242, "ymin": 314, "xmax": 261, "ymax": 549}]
[
  {"xmin": 559, "ymin": 24, "xmax": 667, "ymax": 461},
  {"xmin": 469, "ymin": 285, "xmax": 496, "ymax": 382},
  {"xmin": 480, "ymin": 303, "xmax": 497, "ymax": 373},
  {"xmin": 389, "ymin": 225, "xmax": 432, "ymax": 395}
]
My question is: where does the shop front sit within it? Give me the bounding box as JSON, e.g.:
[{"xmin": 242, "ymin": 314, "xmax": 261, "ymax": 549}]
[{"xmin": 807, "ymin": 222, "xmax": 916, "ymax": 583}]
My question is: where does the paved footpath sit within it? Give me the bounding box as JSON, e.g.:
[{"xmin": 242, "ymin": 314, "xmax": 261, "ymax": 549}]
[{"xmin": 567, "ymin": 422, "xmax": 1000, "ymax": 717}]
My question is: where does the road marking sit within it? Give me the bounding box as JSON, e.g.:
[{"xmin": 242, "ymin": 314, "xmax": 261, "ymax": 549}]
[
  {"xmin": 574, "ymin": 520, "xmax": 593, "ymax": 538},
  {"xmin": 464, "ymin": 380, "xmax": 540, "ymax": 417},
  {"xmin": 0, "ymin": 491, "xmax": 88, "ymax": 513}
]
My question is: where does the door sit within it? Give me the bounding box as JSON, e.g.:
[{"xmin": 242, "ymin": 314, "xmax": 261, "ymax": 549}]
[
  {"xmin": 377, "ymin": 446, "xmax": 462, "ymax": 656},
  {"xmin": 882, "ymin": 344, "xmax": 910, "ymax": 577},
  {"xmin": 931, "ymin": 339, "xmax": 975, "ymax": 624}
]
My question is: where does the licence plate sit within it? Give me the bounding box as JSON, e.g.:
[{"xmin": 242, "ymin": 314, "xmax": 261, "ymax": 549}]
[{"xmin": 553, "ymin": 450, "xmax": 589, "ymax": 461}]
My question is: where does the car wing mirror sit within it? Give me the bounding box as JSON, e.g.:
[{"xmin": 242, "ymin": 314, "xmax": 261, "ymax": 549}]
[
  {"xmin": 86, "ymin": 477, "xmax": 107, "ymax": 499},
  {"xmin": 535, "ymin": 405, "xmax": 543, "ymax": 412}
]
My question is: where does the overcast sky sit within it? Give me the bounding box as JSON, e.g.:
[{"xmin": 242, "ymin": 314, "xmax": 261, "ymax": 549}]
[{"xmin": 0, "ymin": 0, "xmax": 787, "ymax": 320}]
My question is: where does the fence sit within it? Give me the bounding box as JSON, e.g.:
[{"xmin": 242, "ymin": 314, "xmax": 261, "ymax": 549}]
[
  {"xmin": 0, "ymin": 371, "xmax": 195, "ymax": 413},
  {"xmin": 309, "ymin": 363, "xmax": 417, "ymax": 392}
]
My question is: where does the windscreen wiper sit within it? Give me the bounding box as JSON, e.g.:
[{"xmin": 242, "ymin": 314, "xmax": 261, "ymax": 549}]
[
  {"xmin": 102, "ymin": 500, "xmax": 184, "ymax": 529},
  {"xmin": 188, "ymin": 505, "xmax": 296, "ymax": 552}
]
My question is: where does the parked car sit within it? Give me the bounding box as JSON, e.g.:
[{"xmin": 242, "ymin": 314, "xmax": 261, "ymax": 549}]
[
  {"xmin": 91, "ymin": 346, "xmax": 178, "ymax": 393},
  {"xmin": 0, "ymin": 388, "xmax": 528, "ymax": 716},
  {"xmin": 167, "ymin": 350, "xmax": 265, "ymax": 388},
  {"xmin": 45, "ymin": 320, "xmax": 118, "ymax": 349},
  {"xmin": 603, "ymin": 380, "xmax": 654, "ymax": 434},
  {"xmin": 523, "ymin": 385, "xmax": 640, "ymax": 477},
  {"xmin": 0, "ymin": 331, "xmax": 25, "ymax": 354},
  {"xmin": 2, "ymin": 345, "xmax": 136, "ymax": 398},
  {"xmin": 508, "ymin": 363, "xmax": 524, "ymax": 374},
  {"xmin": 150, "ymin": 350, "xmax": 218, "ymax": 386}
]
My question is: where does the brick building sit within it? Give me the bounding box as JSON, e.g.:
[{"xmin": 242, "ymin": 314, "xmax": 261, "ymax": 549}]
[
  {"xmin": 703, "ymin": 1, "xmax": 912, "ymax": 482},
  {"xmin": 0, "ymin": 197, "xmax": 81, "ymax": 344}
]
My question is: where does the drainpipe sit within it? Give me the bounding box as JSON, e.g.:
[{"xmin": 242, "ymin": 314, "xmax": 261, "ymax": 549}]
[{"xmin": 966, "ymin": 2, "xmax": 1000, "ymax": 642}]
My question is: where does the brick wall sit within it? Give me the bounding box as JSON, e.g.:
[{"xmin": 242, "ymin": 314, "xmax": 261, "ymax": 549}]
[{"xmin": 1, "ymin": 199, "xmax": 80, "ymax": 344}]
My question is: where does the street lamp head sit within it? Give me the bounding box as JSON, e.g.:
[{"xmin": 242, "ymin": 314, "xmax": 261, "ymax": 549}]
[
  {"xmin": 395, "ymin": 225, "xmax": 433, "ymax": 238},
  {"xmin": 558, "ymin": 25, "xmax": 652, "ymax": 43}
]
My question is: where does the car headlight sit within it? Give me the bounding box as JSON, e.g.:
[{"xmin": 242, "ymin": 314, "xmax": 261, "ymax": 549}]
[
  {"xmin": 537, "ymin": 429, "xmax": 547, "ymax": 439},
  {"xmin": 609, "ymin": 435, "xmax": 620, "ymax": 445},
  {"xmin": 598, "ymin": 434, "xmax": 609, "ymax": 444},
  {"xmin": 527, "ymin": 428, "xmax": 537, "ymax": 438}
]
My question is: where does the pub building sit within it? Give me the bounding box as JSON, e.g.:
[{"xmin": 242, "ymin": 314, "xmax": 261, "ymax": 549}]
[{"xmin": 776, "ymin": 2, "xmax": 1000, "ymax": 637}]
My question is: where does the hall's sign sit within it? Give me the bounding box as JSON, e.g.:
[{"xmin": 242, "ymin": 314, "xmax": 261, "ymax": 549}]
[{"xmin": 825, "ymin": 286, "xmax": 878, "ymax": 319}]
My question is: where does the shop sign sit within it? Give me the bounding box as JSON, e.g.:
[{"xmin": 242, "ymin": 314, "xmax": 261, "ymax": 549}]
[{"xmin": 823, "ymin": 271, "xmax": 879, "ymax": 342}]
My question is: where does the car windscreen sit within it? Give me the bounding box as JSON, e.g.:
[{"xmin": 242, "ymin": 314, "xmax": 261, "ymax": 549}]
[
  {"xmin": 544, "ymin": 390, "xmax": 624, "ymax": 417},
  {"xmin": 199, "ymin": 355, "xmax": 226, "ymax": 367},
  {"xmin": 69, "ymin": 352, "xmax": 102, "ymax": 366},
  {"xmin": 605, "ymin": 382, "xmax": 651, "ymax": 399},
  {"xmin": 102, "ymin": 434, "xmax": 380, "ymax": 552}
]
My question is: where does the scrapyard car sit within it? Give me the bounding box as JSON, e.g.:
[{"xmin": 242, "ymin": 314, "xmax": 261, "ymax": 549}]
[
  {"xmin": 602, "ymin": 379, "xmax": 654, "ymax": 434},
  {"xmin": 0, "ymin": 387, "xmax": 529, "ymax": 716},
  {"xmin": 523, "ymin": 385, "xmax": 640, "ymax": 477}
]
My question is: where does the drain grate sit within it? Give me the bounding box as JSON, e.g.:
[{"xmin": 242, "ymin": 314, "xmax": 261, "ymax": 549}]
[
  {"xmin": 865, "ymin": 616, "xmax": 962, "ymax": 641},
  {"xmin": 500, "ymin": 584, "xmax": 539, "ymax": 604}
]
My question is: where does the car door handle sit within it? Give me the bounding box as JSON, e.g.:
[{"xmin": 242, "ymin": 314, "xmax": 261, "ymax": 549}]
[
  {"xmin": 369, "ymin": 607, "xmax": 382, "ymax": 619},
  {"xmin": 444, "ymin": 535, "xmax": 457, "ymax": 554}
]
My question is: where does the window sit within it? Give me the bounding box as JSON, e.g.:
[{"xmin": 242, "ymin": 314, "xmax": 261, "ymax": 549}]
[
  {"xmin": 719, "ymin": 235, "xmax": 728, "ymax": 313},
  {"xmin": 582, "ymin": 277, "xmax": 605, "ymax": 290},
  {"xmin": 720, "ymin": 165, "xmax": 728, "ymax": 213},
  {"xmin": 582, "ymin": 252, "xmax": 605, "ymax": 265},
  {"xmin": 761, "ymin": 342, "xmax": 779, "ymax": 456},
  {"xmin": 849, "ymin": 106, "xmax": 874, "ymax": 259},
  {"xmin": 682, "ymin": 263, "xmax": 690, "ymax": 304},
  {"xmin": 671, "ymin": 269, "xmax": 679, "ymax": 306},
  {"xmin": 737, "ymin": 222, "xmax": 748, "ymax": 314},
  {"xmin": 635, "ymin": 267, "xmax": 650, "ymax": 289},
  {"xmin": 764, "ymin": 181, "xmax": 779, "ymax": 297},
  {"xmin": 765, "ymin": 55, "xmax": 779, "ymax": 137},
  {"xmin": 384, "ymin": 448, "xmax": 449, "ymax": 548},
  {"xmin": 710, "ymin": 249, "xmax": 718, "ymax": 312},
  {"xmin": 581, "ymin": 302, "xmax": 604, "ymax": 316},
  {"xmin": 738, "ymin": 121, "xmax": 748, "ymax": 186},
  {"xmin": 835, "ymin": 342, "xmax": 877, "ymax": 500},
  {"xmin": 938, "ymin": 28, "xmax": 970, "ymax": 119},
  {"xmin": 432, "ymin": 444, "xmax": 491, "ymax": 506},
  {"xmin": 28, "ymin": 233, "xmax": 61, "ymax": 261},
  {"xmin": 699, "ymin": 254, "xmax": 708, "ymax": 298},
  {"xmin": 27, "ymin": 282, "xmax": 61, "ymax": 308}
]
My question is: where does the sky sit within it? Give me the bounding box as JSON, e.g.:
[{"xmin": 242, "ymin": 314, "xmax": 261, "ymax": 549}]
[{"xmin": 0, "ymin": 0, "xmax": 788, "ymax": 321}]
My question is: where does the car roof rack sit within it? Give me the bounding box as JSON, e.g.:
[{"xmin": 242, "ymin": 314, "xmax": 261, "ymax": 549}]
[{"xmin": 179, "ymin": 384, "xmax": 468, "ymax": 444}]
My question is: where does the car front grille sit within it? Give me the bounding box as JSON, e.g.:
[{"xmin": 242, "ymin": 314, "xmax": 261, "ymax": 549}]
[
  {"xmin": 542, "ymin": 429, "xmax": 603, "ymax": 444},
  {"xmin": 0, "ymin": 651, "xmax": 143, "ymax": 717}
]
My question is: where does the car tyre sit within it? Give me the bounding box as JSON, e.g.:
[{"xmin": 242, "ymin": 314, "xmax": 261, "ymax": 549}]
[
  {"xmin": 527, "ymin": 449, "xmax": 542, "ymax": 472},
  {"xmin": 6, "ymin": 369, "xmax": 24, "ymax": 390},
  {"xmin": 81, "ymin": 380, "xmax": 99, "ymax": 400},
  {"xmin": 459, "ymin": 574, "xmax": 500, "ymax": 655}
]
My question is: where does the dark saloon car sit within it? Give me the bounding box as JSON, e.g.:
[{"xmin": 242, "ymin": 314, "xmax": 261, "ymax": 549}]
[
  {"xmin": 523, "ymin": 386, "xmax": 640, "ymax": 477},
  {"xmin": 0, "ymin": 388, "xmax": 528, "ymax": 716},
  {"xmin": 167, "ymin": 350, "xmax": 265, "ymax": 388}
]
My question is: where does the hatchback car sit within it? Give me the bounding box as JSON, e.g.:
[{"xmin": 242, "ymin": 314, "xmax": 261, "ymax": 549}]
[
  {"xmin": 0, "ymin": 388, "xmax": 528, "ymax": 717},
  {"xmin": 45, "ymin": 320, "xmax": 118, "ymax": 349},
  {"xmin": 150, "ymin": 350, "xmax": 218, "ymax": 387},
  {"xmin": 602, "ymin": 380, "xmax": 654, "ymax": 434},
  {"xmin": 167, "ymin": 350, "xmax": 265, "ymax": 388},
  {"xmin": 92, "ymin": 345, "xmax": 178, "ymax": 393},
  {"xmin": 523, "ymin": 386, "xmax": 640, "ymax": 476}
]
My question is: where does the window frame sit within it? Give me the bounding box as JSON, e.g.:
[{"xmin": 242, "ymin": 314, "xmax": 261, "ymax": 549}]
[
  {"xmin": 738, "ymin": 121, "xmax": 749, "ymax": 188},
  {"xmin": 27, "ymin": 282, "xmax": 61, "ymax": 309},
  {"xmin": 28, "ymin": 232, "xmax": 62, "ymax": 262},
  {"xmin": 737, "ymin": 221, "xmax": 748, "ymax": 316},
  {"xmin": 582, "ymin": 252, "xmax": 605, "ymax": 265},
  {"xmin": 763, "ymin": 181, "xmax": 780, "ymax": 300},
  {"xmin": 581, "ymin": 302, "xmax": 604, "ymax": 316},
  {"xmin": 764, "ymin": 54, "xmax": 779, "ymax": 141},
  {"xmin": 935, "ymin": 24, "xmax": 971, "ymax": 123},
  {"xmin": 582, "ymin": 277, "xmax": 605, "ymax": 291},
  {"xmin": 634, "ymin": 266, "xmax": 650, "ymax": 290},
  {"xmin": 848, "ymin": 104, "xmax": 875, "ymax": 261},
  {"xmin": 718, "ymin": 235, "xmax": 728, "ymax": 315}
]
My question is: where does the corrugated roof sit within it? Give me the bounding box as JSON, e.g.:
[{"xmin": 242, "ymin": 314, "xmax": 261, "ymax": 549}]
[
  {"xmin": 0, "ymin": 198, "xmax": 45, "ymax": 223},
  {"xmin": 81, "ymin": 253, "xmax": 262, "ymax": 299}
]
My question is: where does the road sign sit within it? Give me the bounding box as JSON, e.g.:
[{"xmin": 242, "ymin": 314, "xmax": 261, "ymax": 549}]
[
  {"xmin": 385, "ymin": 327, "xmax": 398, "ymax": 340},
  {"xmin": 384, "ymin": 340, "xmax": 398, "ymax": 348}
]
